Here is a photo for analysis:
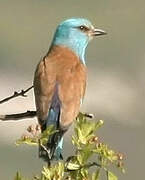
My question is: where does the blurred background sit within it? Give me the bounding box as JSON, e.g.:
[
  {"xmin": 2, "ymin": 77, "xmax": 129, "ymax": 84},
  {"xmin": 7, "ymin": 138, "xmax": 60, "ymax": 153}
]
[{"xmin": 0, "ymin": 0, "xmax": 145, "ymax": 179}]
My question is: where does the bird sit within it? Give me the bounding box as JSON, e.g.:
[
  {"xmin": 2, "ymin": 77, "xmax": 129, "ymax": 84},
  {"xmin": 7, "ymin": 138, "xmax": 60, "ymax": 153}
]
[{"xmin": 33, "ymin": 17, "xmax": 106, "ymax": 162}]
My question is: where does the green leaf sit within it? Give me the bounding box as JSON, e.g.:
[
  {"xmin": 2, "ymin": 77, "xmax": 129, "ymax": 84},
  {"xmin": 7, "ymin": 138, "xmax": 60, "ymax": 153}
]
[
  {"xmin": 57, "ymin": 162, "xmax": 65, "ymax": 178},
  {"xmin": 66, "ymin": 162, "xmax": 81, "ymax": 170},
  {"xmin": 14, "ymin": 172, "xmax": 28, "ymax": 180},
  {"xmin": 77, "ymin": 145, "xmax": 93, "ymax": 164},
  {"xmin": 80, "ymin": 168, "xmax": 89, "ymax": 178},
  {"xmin": 41, "ymin": 162, "xmax": 64, "ymax": 180},
  {"xmin": 75, "ymin": 114, "xmax": 104, "ymax": 146},
  {"xmin": 41, "ymin": 166, "xmax": 51, "ymax": 179},
  {"xmin": 107, "ymin": 171, "xmax": 118, "ymax": 180},
  {"xmin": 40, "ymin": 125, "xmax": 58, "ymax": 145},
  {"xmin": 15, "ymin": 137, "xmax": 38, "ymax": 146},
  {"xmin": 92, "ymin": 168, "xmax": 100, "ymax": 180},
  {"xmin": 14, "ymin": 172, "xmax": 22, "ymax": 180}
]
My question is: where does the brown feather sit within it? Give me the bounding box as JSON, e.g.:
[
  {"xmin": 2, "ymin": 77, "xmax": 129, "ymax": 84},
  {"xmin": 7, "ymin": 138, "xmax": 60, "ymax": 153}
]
[{"xmin": 34, "ymin": 45, "xmax": 87, "ymax": 130}]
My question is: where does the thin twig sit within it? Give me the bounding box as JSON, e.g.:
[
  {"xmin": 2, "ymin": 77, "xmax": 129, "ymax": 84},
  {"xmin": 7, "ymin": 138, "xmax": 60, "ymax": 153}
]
[
  {"xmin": 0, "ymin": 110, "xmax": 93, "ymax": 121},
  {"xmin": 83, "ymin": 113, "xmax": 94, "ymax": 119},
  {"xmin": 39, "ymin": 139, "xmax": 51, "ymax": 167},
  {"xmin": 0, "ymin": 85, "xmax": 33, "ymax": 104},
  {"xmin": 0, "ymin": 110, "xmax": 36, "ymax": 121}
]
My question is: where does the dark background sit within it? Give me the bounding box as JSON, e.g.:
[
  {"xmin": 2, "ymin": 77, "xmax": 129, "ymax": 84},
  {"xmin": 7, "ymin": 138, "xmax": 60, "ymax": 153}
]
[{"xmin": 0, "ymin": 0, "xmax": 145, "ymax": 179}]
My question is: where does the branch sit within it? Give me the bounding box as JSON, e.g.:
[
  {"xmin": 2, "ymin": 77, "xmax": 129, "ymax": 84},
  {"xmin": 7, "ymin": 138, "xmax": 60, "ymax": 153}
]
[
  {"xmin": 0, "ymin": 110, "xmax": 36, "ymax": 121},
  {"xmin": 83, "ymin": 113, "xmax": 94, "ymax": 119},
  {"xmin": 0, "ymin": 85, "xmax": 33, "ymax": 104},
  {"xmin": 0, "ymin": 111, "xmax": 93, "ymax": 121}
]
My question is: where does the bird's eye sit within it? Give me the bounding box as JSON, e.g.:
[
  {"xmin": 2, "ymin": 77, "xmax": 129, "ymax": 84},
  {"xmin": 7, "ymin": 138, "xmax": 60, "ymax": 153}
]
[
  {"xmin": 79, "ymin": 26, "xmax": 89, "ymax": 31},
  {"xmin": 80, "ymin": 26, "xmax": 85, "ymax": 30}
]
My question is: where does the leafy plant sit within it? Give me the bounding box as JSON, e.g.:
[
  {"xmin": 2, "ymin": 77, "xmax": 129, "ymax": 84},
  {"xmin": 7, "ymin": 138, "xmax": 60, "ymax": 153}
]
[{"xmin": 14, "ymin": 112, "xmax": 125, "ymax": 180}]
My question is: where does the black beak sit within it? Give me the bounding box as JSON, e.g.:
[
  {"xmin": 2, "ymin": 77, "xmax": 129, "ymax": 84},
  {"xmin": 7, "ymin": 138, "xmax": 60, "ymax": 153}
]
[{"xmin": 92, "ymin": 28, "xmax": 107, "ymax": 36}]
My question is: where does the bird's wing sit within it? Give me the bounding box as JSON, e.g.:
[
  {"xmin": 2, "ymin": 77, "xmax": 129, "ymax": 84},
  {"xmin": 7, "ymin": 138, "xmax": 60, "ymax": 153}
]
[
  {"xmin": 34, "ymin": 55, "xmax": 57, "ymax": 128},
  {"xmin": 34, "ymin": 46, "xmax": 87, "ymax": 131}
]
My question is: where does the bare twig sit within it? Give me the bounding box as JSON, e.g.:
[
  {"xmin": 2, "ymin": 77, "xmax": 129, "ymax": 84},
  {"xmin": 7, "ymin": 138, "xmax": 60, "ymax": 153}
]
[
  {"xmin": 0, "ymin": 111, "xmax": 93, "ymax": 121},
  {"xmin": 0, "ymin": 85, "xmax": 33, "ymax": 104},
  {"xmin": 83, "ymin": 113, "xmax": 94, "ymax": 119},
  {"xmin": 39, "ymin": 139, "xmax": 51, "ymax": 167},
  {"xmin": 0, "ymin": 110, "xmax": 36, "ymax": 121}
]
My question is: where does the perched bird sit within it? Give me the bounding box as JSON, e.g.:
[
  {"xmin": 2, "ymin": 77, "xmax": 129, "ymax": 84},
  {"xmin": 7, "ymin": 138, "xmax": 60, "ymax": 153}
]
[{"xmin": 33, "ymin": 18, "xmax": 106, "ymax": 162}]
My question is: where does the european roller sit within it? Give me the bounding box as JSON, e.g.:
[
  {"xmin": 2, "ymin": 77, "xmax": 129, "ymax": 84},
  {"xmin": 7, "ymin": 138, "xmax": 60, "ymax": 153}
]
[{"xmin": 34, "ymin": 18, "xmax": 106, "ymax": 162}]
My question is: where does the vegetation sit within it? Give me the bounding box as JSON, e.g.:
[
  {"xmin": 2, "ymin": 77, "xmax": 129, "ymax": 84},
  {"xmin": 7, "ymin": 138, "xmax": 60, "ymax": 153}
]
[{"xmin": 14, "ymin": 113, "xmax": 125, "ymax": 180}]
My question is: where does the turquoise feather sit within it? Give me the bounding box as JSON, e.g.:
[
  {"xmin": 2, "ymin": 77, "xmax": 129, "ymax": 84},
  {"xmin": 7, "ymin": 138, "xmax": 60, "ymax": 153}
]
[{"xmin": 52, "ymin": 18, "xmax": 93, "ymax": 64}]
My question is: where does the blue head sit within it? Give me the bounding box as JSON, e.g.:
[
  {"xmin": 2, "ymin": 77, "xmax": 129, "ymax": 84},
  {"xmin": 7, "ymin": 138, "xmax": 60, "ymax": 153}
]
[{"xmin": 52, "ymin": 18, "xmax": 106, "ymax": 64}]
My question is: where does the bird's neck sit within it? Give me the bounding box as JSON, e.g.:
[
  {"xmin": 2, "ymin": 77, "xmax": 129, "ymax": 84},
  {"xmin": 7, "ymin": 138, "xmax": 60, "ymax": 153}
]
[{"xmin": 52, "ymin": 38, "xmax": 88, "ymax": 65}]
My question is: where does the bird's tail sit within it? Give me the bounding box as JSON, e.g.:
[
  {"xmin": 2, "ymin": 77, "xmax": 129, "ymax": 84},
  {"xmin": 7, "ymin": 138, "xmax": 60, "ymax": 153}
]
[
  {"xmin": 39, "ymin": 86, "xmax": 64, "ymax": 162},
  {"xmin": 39, "ymin": 126, "xmax": 64, "ymax": 162}
]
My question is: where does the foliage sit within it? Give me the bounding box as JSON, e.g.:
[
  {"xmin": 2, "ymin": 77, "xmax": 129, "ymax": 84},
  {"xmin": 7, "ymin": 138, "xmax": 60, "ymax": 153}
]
[{"xmin": 14, "ymin": 112, "xmax": 125, "ymax": 180}]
